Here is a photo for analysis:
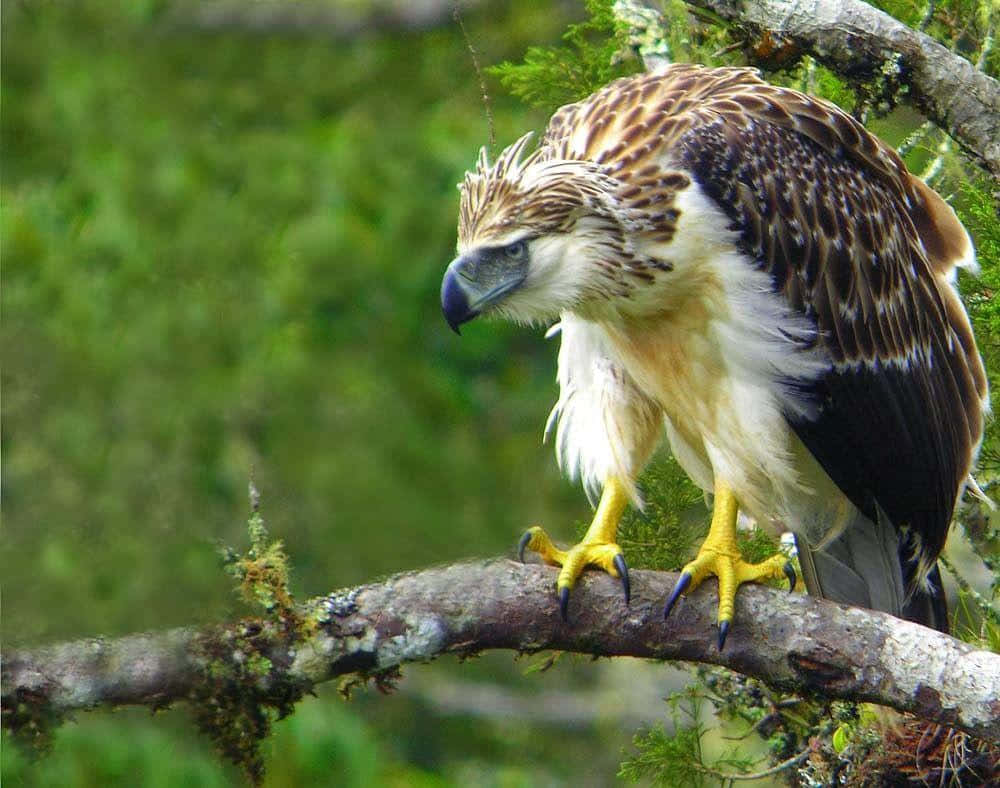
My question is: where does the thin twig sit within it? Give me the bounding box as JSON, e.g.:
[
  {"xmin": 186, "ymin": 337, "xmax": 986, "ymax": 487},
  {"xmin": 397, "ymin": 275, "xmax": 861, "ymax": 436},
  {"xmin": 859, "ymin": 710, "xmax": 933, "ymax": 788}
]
[
  {"xmin": 453, "ymin": 4, "xmax": 495, "ymax": 149},
  {"xmin": 694, "ymin": 745, "xmax": 812, "ymax": 782}
]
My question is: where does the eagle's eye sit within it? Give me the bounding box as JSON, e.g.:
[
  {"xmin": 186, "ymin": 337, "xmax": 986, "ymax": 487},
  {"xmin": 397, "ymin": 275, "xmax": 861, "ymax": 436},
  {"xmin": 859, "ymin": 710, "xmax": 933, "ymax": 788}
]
[{"xmin": 503, "ymin": 240, "xmax": 528, "ymax": 259}]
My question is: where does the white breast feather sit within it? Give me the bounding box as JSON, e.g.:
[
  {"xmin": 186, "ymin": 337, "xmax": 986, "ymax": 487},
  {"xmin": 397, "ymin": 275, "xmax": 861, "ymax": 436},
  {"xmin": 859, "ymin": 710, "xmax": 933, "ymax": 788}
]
[
  {"xmin": 545, "ymin": 314, "xmax": 662, "ymax": 506},
  {"xmin": 548, "ymin": 183, "xmax": 852, "ymax": 538}
]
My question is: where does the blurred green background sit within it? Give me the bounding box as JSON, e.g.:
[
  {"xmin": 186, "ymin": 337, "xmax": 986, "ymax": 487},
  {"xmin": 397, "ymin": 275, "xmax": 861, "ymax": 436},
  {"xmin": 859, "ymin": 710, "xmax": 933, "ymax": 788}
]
[
  {"xmin": 4, "ymin": 1, "xmax": 997, "ymax": 785},
  {"xmin": 3, "ymin": 1, "xmax": 698, "ymax": 784}
]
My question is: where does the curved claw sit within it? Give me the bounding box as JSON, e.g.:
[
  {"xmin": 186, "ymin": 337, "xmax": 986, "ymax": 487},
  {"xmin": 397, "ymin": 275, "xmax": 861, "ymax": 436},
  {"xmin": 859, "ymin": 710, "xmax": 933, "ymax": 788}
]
[
  {"xmin": 663, "ymin": 571, "xmax": 692, "ymax": 619},
  {"xmin": 517, "ymin": 530, "xmax": 533, "ymax": 563},
  {"xmin": 784, "ymin": 561, "xmax": 796, "ymax": 592},
  {"xmin": 558, "ymin": 586, "xmax": 570, "ymax": 621},
  {"xmin": 613, "ymin": 553, "xmax": 631, "ymax": 604},
  {"xmin": 717, "ymin": 620, "xmax": 730, "ymax": 651}
]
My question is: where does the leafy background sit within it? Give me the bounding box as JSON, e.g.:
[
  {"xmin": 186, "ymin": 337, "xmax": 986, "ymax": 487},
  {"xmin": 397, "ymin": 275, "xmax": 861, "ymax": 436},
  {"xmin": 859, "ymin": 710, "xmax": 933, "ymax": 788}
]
[
  {"xmin": 3, "ymin": 0, "xmax": 997, "ymax": 785},
  {"xmin": 3, "ymin": 2, "xmax": 673, "ymax": 784}
]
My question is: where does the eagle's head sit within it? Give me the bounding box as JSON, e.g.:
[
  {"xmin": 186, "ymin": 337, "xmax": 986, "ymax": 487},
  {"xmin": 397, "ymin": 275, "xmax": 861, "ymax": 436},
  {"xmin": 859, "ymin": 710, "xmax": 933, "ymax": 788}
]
[{"xmin": 441, "ymin": 133, "xmax": 684, "ymax": 332}]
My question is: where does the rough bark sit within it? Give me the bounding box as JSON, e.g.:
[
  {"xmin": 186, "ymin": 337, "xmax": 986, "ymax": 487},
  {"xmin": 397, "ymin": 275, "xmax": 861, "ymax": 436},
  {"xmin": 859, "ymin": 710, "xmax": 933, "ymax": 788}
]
[
  {"xmin": 4, "ymin": 561, "xmax": 999, "ymax": 742},
  {"xmin": 670, "ymin": 0, "xmax": 1000, "ymax": 177}
]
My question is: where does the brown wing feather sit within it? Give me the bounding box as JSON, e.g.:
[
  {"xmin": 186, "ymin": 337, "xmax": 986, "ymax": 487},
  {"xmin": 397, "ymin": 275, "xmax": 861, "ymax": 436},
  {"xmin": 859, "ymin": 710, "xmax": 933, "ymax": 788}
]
[{"xmin": 661, "ymin": 68, "xmax": 986, "ymax": 575}]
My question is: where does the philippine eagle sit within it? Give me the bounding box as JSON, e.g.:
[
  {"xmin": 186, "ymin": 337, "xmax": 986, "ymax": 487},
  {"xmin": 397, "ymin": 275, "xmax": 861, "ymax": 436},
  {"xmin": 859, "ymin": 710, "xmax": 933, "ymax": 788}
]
[{"xmin": 440, "ymin": 65, "xmax": 988, "ymax": 647}]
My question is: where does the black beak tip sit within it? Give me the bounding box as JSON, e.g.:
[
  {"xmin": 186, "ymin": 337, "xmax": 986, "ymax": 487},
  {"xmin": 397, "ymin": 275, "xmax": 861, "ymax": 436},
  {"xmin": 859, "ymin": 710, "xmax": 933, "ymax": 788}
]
[{"xmin": 441, "ymin": 271, "xmax": 477, "ymax": 335}]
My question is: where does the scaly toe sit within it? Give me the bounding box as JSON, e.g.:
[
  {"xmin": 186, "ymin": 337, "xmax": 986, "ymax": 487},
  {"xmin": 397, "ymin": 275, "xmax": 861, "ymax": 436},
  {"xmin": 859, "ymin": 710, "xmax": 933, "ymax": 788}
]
[
  {"xmin": 665, "ymin": 549, "xmax": 790, "ymax": 636},
  {"xmin": 516, "ymin": 526, "xmax": 566, "ymax": 566},
  {"xmin": 517, "ymin": 528, "xmax": 629, "ymax": 617},
  {"xmin": 550, "ymin": 540, "xmax": 629, "ymax": 619}
]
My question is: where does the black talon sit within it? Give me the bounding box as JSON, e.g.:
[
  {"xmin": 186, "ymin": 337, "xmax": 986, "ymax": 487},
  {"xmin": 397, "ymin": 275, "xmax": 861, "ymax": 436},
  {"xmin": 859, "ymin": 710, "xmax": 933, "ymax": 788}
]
[
  {"xmin": 558, "ymin": 587, "xmax": 570, "ymax": 621},
  {"xmin": 517, "ymin": 531, "xmax": 532, "ymax": 563},
  {"xmin": 663, "ymin": 572, "xmax": 692, "ymax": 618},
  {"xmin": 718, "ymin": 620, "xmax": 730, "ymax": 651},
  {"xmin": 784, "ymin": 561, "xmax": 796, "ymax": 592},
  {"xmin": 613, "ymin": 553, "xmax": 631, "ymax": 604}
]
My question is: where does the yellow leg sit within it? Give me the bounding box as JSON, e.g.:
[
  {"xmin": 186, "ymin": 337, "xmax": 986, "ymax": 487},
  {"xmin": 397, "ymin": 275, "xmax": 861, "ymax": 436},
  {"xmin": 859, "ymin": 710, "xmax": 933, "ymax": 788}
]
[
  {"xmin": 518, "ymin": 477, "xmax": 631, "ymax": 619},
  {"xmin": 663, "ymin": 481, "xmax": 795, "ymax": 649}
]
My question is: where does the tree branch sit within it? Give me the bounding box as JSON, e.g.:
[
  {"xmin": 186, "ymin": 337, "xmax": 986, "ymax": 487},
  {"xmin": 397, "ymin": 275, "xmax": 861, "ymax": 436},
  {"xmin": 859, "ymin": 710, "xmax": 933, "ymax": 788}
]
[
  {"xmin": 4, "ymin": 561, "xmax": 999, "ymax": 743},
  {"xmin": 664, "ymin": 0, "xmax": 1000, "ymax": 178}
]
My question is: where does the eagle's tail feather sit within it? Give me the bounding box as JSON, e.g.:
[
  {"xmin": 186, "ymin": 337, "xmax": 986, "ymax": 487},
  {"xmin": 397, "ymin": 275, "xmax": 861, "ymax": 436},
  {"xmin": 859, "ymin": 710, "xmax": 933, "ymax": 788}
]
[
  {"xmin": 794, "ymin": 506, "xmax": 946, "ymax": 631},
  {"xmin": 900, "ymin": 563, "xmax": 950, "ymax": 633}
]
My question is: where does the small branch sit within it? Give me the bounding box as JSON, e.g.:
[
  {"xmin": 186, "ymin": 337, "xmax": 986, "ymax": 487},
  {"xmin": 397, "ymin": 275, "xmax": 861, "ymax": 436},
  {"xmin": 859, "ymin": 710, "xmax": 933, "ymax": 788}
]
[
  {"xmin": 698, "ymin": 744, "xmax": 811, "ymax": 781},
  {"xmin": 672, "ymin": 0, "xmax": 1000, "ymax": 178},
  {"xmin": 453, "ymin": 4, "xmax": 496, "ymax": 150},
  {"xmin": 4, "ymin": 561, "xmax": 999, "ymax": 742}
]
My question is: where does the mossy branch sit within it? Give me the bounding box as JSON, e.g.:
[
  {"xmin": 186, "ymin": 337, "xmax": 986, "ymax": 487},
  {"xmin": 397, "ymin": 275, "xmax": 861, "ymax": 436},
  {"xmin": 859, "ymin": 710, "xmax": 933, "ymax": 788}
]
[{"xmin": 4, "ymin": 560, "xmax": 1000, "ymax": 754}]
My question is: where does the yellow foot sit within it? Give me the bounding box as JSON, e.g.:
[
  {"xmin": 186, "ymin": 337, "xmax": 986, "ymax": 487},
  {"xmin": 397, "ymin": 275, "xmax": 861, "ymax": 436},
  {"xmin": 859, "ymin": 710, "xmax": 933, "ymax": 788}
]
[
  {"xmin": 663, "ymin": 549, "xmax": 795, "ymax": 649},
  {"xmin": 518, "ymin": 525, "xmax": 630, "ymax": 620},
  {"xmin": 662, "ymin": 484, "xmax": 795, "ymax": 650}
]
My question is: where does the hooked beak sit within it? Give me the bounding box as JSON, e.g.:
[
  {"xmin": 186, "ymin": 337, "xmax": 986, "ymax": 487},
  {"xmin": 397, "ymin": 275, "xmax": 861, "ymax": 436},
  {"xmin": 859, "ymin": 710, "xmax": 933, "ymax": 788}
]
[{"xmin": 440, "ymin": 250, "xmax": 527, "ymax": 334}]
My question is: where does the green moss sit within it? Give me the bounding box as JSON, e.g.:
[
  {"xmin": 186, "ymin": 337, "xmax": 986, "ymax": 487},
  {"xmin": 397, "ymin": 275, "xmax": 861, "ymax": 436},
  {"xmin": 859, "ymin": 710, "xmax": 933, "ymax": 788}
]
[
  {"xmin": 222, "ymin": 484, "xmax": 298, "ymax": 624},
  {"xmin": 188, "ymin": 619, "xmax": 307, "ymax": 785},
  {"xmin": 2, "ymin": 688, "xmax": 65, "ymax": 760},
  {"xmin": 189, "ymin": 487, "xmax": 311, "ymax": 782},
  {"xmin": 337, "ymin": 666, "xmax": 403, "ymax": 701}
]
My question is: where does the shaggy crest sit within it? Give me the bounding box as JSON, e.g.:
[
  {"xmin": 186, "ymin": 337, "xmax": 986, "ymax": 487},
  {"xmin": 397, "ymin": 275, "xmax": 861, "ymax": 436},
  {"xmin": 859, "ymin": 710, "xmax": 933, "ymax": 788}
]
[{"xmin": 457, "ymin": 133, "xmax": 629, "ymax": 248}]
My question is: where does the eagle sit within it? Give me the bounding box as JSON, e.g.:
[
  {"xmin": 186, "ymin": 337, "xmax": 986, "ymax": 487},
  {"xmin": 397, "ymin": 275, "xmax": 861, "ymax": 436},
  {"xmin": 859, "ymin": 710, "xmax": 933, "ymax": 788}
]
[{"xmin": 440, "ymin": 65, "xmax": 989, "ymax": 647}]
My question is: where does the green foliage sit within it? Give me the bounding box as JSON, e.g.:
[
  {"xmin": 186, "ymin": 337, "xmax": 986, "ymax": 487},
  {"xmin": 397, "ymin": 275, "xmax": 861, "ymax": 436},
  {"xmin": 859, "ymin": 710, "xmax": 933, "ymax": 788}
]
[
  {"xmin": 952, "ymin": 587, "xmax": 1000, "ymax": 650},
  {"xmin": 2, "ymin": 0, "xmax": 579, "ymax": 644},
  {"xmin": 961, "ymin": 178, "xmax": 1000, "ymax": 328},
  {"xmin": 794, "ymin": 60, "xmax": 858, "ymax": 112},
  {"xmin": 620, "ymin": 669, "xmax": 938, "ymax": 787},
  {"xmin": 620, "ymin": 724, "xmax": 710, "ymax": 786},
  {"xmin": 489, "ymin": 0, "xmax": 641, "ymax": 109},
  {"xmin": 3, "ymin": 687, "xmax": 65, "ymax": 761},
  {"xmin": 2, "ymin": 695, "xmax": 416, "ymax": 788},
  {"xmin": 190, "ymin": 619, "xmax": 301, "ymax": 786},
  {"xmin": 617, "ymin": 455, "xmax": 707, "ymax": 572},
  {"xmin": 957, "ymin": 176, "xmax": 1000, "ymax": 473},
  {"xmin": 3, "ymin": 0, "xmax": 629, "ymax": 783},
  {"xmin": 737, "ymin": 522, "xmax": 786, "ymax": 567},
  {"xmin": 619, "ymin": 685, "xmax": 757, "ymax": 786}
]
